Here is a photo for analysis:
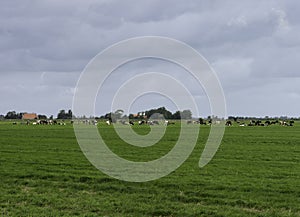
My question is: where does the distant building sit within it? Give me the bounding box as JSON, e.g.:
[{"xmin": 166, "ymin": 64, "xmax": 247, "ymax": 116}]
[{"xmin": 22, "ymin": 113, "xmax": 38, "ymax": 120}]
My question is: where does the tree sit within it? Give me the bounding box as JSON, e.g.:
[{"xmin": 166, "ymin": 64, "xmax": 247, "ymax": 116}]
[
  {"xmin": 67, "ymin": 109, "xmax": 73, "ymax": 119},
  {"xmin": 5, "ymin": 111, "xmax": 21, "ymax": 119},
  {"xmin": 38, "ymin": 114, "xmax": 47, "ymax": 119},
  {"xmin": 172, "ymin": 111, "xmax": 181, "ymax": 119},
  {"xmin": 113, "ymin": 109, "xmax": 124, "ymax": 120},
  {"xmin": 180, "ymin": 110, "xmax": 192, "ymax": 119},
  {"xmin": 57, "ymin": 110, "xmax": 66, "ymax": 119},
  {"xmin": 57, "ymin": 109, "xmax": 73, "ymax": 119},
  {"xmin": 145, "ymin": 107, "xmax": 172, "ymax": 119}
]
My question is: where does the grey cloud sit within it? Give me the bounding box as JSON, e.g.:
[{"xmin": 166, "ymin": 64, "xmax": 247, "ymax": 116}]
[{"xmin": 1, "ymin": 0, "xmax": 300, "ymax": 116}]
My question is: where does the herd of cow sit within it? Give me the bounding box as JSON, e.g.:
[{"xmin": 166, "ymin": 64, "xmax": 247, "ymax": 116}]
[
  {"xmin": 12, "ymin": 119, "xmax": 295, "ymax": 127},
  {"xmin": 225, "ymin": 119, "xmax": 295, "ymax": 127},
  {"xmin": 105, "ymin": 119, "xmax": 295, "ymax": 127},
  {"xmin": 12, "ymin": 120, "xmax": 67, "ymax": 125},
  {"xmin": 105, "ymin": 120, "xmax": 175, "ymax": 126}
]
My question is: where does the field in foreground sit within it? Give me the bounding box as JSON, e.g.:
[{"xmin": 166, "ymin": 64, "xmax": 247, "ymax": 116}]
[{"xmin": 1, "ymin": 121, "xmax": 300, "ymax": 216}]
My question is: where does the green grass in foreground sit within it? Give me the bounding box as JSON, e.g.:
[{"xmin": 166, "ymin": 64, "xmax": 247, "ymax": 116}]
[{"xmin": 0, "ymin": 121, "xmax": 300, "ymax": 216}]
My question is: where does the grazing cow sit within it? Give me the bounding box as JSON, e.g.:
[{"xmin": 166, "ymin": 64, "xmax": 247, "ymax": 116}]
[
  {"xmin": 40, "ymin": 120, "xmax": 48, "ymax": 125},
  {"xmin": 187, "ymin": 120, "xmax": 192, "ymax": 124},
  {"xmin": 148, "ymin": 120, "xmax": 159, "ymax": 125},
  {"xmin": 12, "ymin": 122, "xmax": 17, "ymax": 125},
  {"xmin": 106, "ymin": 120, "xmax": 111, "ymax": 125},
  {"xmin": 129, "ymin": 121, "xmax": 134, "ymax": 126},
  {"xmin": 198, "ymin": 119, "xmax": 206, "ymax": 125},
  {"xmin": 280, "ymin": 121, "xmax": 288, "ymax": 126},
  {"xmin": 138, "ymin": 120, "xmax": 145, "ymax": 125},
  {"xmin": 148, "ymin": 121, "xmax": 154, "ymax": 125},
  {"xmin": 225, "ymin": 120, "xmax": 232, "ymax": 126},
  {"xmin": 153, "ymin": 120, "xmax": 159, "ymax": 125}
]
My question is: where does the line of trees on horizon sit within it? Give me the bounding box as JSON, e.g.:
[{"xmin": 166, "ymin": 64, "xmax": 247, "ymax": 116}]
[
  {"xmin": 1, "ymin": 108, "xmax": 299, "ymax": 121},
  {"xmin": 0, "ymin": 110, "xmax": 72, "ymax": 120},
  {"xmin": 99, "ymin": 107, "xmax": 193, "ymax": 122},
  {"xmin": 0, "ymin": 111, "xmax": 51, "ymax": 120}
]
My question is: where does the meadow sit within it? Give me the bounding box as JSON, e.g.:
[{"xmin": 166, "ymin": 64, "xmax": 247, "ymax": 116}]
[{"xmin": 0, "ymin": 121, "xmax": 300, "ymax": 216}]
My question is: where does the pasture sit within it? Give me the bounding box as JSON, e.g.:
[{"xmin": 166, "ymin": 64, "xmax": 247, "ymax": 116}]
[{"xmin": 0, "ymin": 121, "xmax": 300, "ymax": 216}]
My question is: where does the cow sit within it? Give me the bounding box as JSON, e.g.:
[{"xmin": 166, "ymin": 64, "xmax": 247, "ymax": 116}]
[
  {"xmin": 152, "ymin": 120, "xmax": 159, "ymax": 125},
  {"xmin": 138, "ymin": 120, "xmax": 145, "ymax": 125},
  {"xmin": 225, "ymin": 120, "xmax": 232, "ymax": 126},
  {"xmin": 265, "ymin": 120, "xmax": 271, "ymax": 126},
  {"xmin": 40, "ymin": 120, "xmax": 48, "ymax": 125}
]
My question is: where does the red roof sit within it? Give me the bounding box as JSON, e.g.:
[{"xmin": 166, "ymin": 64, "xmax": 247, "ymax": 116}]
[{"xmin": 22, "ymin": 113, "xmax": 38, "ymax": 120}]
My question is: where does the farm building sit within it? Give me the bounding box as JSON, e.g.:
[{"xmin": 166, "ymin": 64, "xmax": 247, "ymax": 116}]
[{"xmin": 22, "ymin": 113, "xmax": 38, "ymax": 120}]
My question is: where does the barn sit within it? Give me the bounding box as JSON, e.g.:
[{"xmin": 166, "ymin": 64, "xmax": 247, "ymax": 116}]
[{"xmin": 22, "ymin": 113, "xmax": 38, "ymax": 120}]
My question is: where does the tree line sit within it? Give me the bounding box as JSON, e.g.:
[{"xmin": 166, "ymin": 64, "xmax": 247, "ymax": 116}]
[
  {"xmin": 1, "ymin": 109, "xmax": 72, "ymax": 120},
  {"xmin": 1, "ymin": 107, "xmax": 191, "ymax": 120},
  {"xmin": 100, "ymin": 107, "xmax": 192, "ymax": 121}
]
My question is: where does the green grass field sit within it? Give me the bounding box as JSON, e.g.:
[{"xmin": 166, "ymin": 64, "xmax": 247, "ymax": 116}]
[{"xmin": 1, "ymin": 121, "xmax": 300, "ymax": 216}]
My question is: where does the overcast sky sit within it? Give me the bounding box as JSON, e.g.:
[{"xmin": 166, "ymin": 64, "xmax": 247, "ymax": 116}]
[{"xmin": 1, "ymin": 0, "xmax": 300, "ymax": 118}]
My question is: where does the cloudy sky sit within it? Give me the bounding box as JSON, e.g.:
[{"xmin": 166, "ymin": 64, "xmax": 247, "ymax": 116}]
[{"xmin": 1, "ymin": 0, "xmax": 300, "ymax": 118}]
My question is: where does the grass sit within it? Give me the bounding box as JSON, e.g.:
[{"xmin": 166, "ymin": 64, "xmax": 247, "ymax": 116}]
[{"xmin": 0, "ymin": 121, "xmax": 300, "ymax": 216}]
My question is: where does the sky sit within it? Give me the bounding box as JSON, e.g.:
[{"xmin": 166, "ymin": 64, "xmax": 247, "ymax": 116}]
[{"xmin": 1, "ymin": 0, "xmax": 300, "ymax": 118}]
